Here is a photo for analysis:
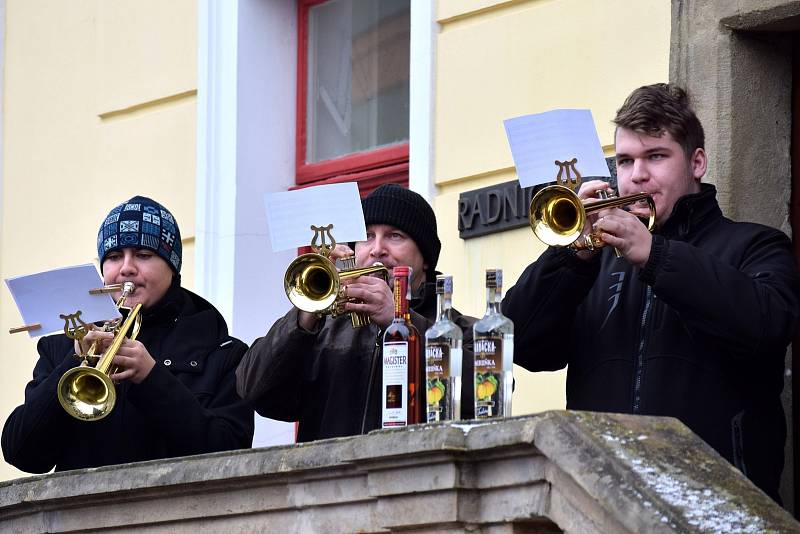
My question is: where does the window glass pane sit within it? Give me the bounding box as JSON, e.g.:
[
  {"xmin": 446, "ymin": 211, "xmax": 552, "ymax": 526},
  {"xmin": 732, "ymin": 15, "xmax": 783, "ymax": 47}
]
[{"xmin": 306, "ymin": 0, "xmax": 410, "ymax": 164}]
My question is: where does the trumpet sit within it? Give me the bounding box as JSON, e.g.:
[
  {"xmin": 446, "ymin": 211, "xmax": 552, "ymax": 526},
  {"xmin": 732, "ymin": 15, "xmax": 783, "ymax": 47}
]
[
  {"xmin": 529, "ymin": 184, "xmax": 656, "ymax": 251},
  {"xmin": 284, "ymin": 224, "xmax": 388, "ymax": 327},
  {"xmin": 285, "ymin": 253, "xmax": 388, "ymax": 327},
  {"xmin": 57, "ymin": 282, "xmax": 143, "ymax": 421}
]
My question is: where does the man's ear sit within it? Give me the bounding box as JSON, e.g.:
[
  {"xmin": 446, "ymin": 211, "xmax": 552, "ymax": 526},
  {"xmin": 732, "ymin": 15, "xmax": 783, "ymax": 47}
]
[{"xmin": 690, "ymin": 147, "xmax": 707, "ymax": 180}]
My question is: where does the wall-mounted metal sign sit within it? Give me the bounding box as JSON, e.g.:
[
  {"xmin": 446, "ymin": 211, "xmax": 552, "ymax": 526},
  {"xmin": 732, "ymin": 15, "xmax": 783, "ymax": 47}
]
[
  {"xmin": 458, "ymin": 159, "xmax": 616, "ymax": 240},
  {"xmin": 458, "ymin": 181, "xmax": 542, "ymax": 239}
]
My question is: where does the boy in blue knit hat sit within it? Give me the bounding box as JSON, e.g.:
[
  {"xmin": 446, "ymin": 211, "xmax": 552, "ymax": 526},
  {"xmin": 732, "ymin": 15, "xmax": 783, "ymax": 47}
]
[
  {"xmin": 3, "ymin": 196, "xmax": 254, "ymax": 473},
  {"xmin": 93, "ymin": 196, "xmax": 181, "ymax": 333}
]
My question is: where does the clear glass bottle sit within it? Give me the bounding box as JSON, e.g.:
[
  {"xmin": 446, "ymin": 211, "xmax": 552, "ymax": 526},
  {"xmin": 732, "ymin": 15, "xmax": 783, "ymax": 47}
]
[
  {"xmin": 424, "ymin": 275, "xmax": 462, "ymax": 422},
  {"xmin": 382, "ymin": 266, "xmax": 422, "ymax": 427},
  {"xmin": 473, "ymin": 269, "xmax": 514, "ymax": 419}
]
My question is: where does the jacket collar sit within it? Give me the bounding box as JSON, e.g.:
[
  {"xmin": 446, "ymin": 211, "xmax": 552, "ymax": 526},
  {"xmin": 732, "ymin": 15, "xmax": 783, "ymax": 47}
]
[
  {"xmin": 658, "ymin": 183, "xmax": 722, "ymax": 238},
  {"xmin": 141, "ymin": 275, "xmax": 184, "ymax": 325},
  {"xmin": 410, "ymin": 275, "xmax": 439, "ymax": 321},
  {"xmin": 135, "ymin": 282, "xmax": 231, "ymax": 364}
]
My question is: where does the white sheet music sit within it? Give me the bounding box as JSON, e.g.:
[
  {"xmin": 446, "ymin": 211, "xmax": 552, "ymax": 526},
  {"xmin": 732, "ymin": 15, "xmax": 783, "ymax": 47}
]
[
  {"xmin": 504, "ymin": 109, "xmax": 610, "ymax": 187},
  {"xmin": 264, "ymin": 182, "xmax": 367, "ymax": 252},
  {"xmin": 6, "ymin": 264, "xmax": 121, "ymax": 338}
]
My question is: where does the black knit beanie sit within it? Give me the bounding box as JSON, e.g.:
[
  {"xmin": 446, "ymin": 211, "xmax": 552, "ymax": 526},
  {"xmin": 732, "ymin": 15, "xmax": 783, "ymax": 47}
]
[
  {"xmin": 97, "ymin": 196, "xmax": 182, "ymax": 273},
  {"xmin": 362, "ymin": 184, "xmax": 441, "ymax": 275}
]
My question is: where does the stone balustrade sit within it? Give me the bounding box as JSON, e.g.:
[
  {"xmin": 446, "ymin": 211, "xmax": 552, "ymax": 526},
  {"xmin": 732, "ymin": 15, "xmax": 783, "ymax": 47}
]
[{"xmin": 0, "ymin": 411, "xmax": 796, "ymax": 532}]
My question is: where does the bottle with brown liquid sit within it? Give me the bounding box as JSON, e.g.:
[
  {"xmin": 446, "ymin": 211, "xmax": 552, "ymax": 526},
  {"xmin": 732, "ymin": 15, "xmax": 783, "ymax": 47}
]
[{"xmin": 382, "ymin": 266, "xmax": 422, "ymax": 427}]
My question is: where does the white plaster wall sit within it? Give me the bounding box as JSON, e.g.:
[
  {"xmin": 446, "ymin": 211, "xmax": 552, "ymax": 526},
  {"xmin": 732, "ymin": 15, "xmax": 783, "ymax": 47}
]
[
  {"xmin": 196, "ymin": 0, "xmax": 297, "ymax": 447},
  {"xmin": 197, "ymin": 0, "xmax": 437, "ymax": 448}
]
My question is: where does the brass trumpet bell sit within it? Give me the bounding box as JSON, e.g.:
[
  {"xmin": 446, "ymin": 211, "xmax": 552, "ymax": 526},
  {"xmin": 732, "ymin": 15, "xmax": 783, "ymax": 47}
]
[
  {"xmin": 284, "ymin": 253, "xmax": 341, "ymax": 313},
  {"xmin": 529, "ymin": 185, "xmax": 587, "ymax": 247},
  {"xmin": 529, "ymin": 185, "xmax": 656, "ymax": 249},
  {"xmin": 57, "ymin": 364, "xmax": 117, "ymax": 420}
]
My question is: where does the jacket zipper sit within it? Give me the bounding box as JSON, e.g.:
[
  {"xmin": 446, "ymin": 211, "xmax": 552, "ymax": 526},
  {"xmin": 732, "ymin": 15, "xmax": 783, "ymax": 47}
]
[
  {"xmin": 632, "ymin": 285, "xmax": 654, "ymax": 413},
  {"xmin": 360, "ymin": 330, "xmax": 383, "ymax": 434}
]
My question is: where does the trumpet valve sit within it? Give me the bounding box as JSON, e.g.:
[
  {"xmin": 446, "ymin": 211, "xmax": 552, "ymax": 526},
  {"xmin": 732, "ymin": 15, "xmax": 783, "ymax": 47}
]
[
  {"xmin": 337, "ymin": 254, "xmax": 357, "ymax": 270},
  {"xmin": 596, "ymin": 189, "xmax": 617, "ymax": 200},
  {"xmin": 331, "ymin": 289, "xmax": 349, "ymax": 317}
]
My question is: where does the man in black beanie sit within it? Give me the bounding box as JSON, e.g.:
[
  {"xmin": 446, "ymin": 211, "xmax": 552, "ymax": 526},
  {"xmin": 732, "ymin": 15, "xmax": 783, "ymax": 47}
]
[
  {"xmin": 237, "ymin": 184, "xmax": 476, "ymax": 442},
  {"xmin": 338, "ymin": 183, "xmax": 442, "ymax": 328},
  {"xmin": 360, "ymin": 183, "xmax": 441, "ymax": 284}
]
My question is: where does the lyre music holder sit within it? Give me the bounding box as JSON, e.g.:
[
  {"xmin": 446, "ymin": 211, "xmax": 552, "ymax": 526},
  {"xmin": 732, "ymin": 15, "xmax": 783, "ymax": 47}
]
[
  {"xmin": 554, "ymin": 157, "xmax": 582, "ymax": 190},
  {"xmin": 309, "ymin": 224, "xmax": 337, "ymax": 257}
]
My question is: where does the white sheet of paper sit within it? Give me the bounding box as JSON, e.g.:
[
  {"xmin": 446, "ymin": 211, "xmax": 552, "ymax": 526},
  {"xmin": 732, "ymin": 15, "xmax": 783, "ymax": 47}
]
[
  {"xmin": 5, "ymin": 264, "xmax": 121, "ymax": 338},
  {"xmin": 264, "ymin": 182, "xmax": 367, "ymax": 252},
  {"xmin": 504, "ymin": 109, "xmax": 610, "ymax": 187}
]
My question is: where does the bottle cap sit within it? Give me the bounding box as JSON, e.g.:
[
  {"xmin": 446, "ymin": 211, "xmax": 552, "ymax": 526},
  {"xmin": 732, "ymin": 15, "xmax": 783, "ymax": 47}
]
[
  {"xmin": 486, "ymin": 269, "xmax": 502, "ymax": 288},
  {"xmin": 435, "ymin": 274, "xmax": 453, "ymax": 295},
  {"xmin": 393, "ymin": 266, "xmax": 410, "ymax": 277}
]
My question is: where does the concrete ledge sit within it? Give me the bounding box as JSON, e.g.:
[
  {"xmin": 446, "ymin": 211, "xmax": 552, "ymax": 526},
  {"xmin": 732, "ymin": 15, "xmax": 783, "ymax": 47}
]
[{"xmin": 0, "ymin": 411, "xmax": 796, "ymax": 532}]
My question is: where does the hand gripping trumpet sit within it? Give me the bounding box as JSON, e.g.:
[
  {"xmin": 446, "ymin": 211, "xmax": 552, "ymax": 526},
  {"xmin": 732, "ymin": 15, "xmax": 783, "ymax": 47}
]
[
  {"xmin": 284, "ymin": 224, "xmax": 388, "ymax": 327},
  {"xmin": 528, "ymin": 158, "xmax": 656, "ymax": 251},
  {"xmin": 57, "ymin": 281, "xmax": 143, "ymax": 421}
]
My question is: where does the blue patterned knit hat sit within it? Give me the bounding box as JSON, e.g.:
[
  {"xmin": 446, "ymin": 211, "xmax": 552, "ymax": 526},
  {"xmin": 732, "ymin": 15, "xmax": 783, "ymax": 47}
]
[{"xmin": 97, "ymin": 196, "xmax": 182, "ymax": 273}]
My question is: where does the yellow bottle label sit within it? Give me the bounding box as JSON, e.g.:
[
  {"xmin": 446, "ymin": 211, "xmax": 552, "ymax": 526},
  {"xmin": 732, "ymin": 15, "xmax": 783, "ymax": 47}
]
[
  {"xmin": 474, "ymin": 335, "xmax": 503, "ymax": 419},
  {"xmin": 426, "ymin": 342, "xmax": 451, "ymax": 422}
]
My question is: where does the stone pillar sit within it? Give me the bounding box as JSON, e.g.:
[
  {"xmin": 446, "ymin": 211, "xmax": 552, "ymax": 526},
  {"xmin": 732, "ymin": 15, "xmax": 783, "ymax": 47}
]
[{"xmin": 671, "ymin": 0, "xmax": 800, "ymax": 511}]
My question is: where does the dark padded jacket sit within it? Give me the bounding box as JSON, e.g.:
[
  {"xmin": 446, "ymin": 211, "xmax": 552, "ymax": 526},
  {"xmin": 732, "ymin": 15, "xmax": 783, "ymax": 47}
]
[
  {"xmin": 2, "ymin": 280, "xmax": 254, "ymax": 472},
  {"xmin": 236, "ymin": 280, "xmax": 476, "ymax": 442},
  {"xmin": 503, "ymin": 184, "xmax": 800, "ymax": 502}
]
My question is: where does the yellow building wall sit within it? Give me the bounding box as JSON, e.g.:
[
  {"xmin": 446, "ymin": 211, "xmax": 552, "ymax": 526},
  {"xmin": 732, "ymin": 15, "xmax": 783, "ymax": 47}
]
[
  {"xmin": 434, "ymin": 0, "xmax": 671, "ymax": 415},
  {"xmin": 0, "ymin": 0, "xmax": 197, "ymax": 480},
  {"xmin": 0, "ymin": 0, "xmax": 671, "ymax": 482}
]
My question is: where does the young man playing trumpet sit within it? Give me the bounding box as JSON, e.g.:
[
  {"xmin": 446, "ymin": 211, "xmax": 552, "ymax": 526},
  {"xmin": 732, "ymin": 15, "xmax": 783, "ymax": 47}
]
[
  {"xmin": 236, "ymin": 184, "xmax": 476, "ymax": 441},
  {"xmin": 2, "ymin": 196, "xmax": 254, "ymax": 472},
  {"xmin": 503, "ymin": 83, "xmax": 800, "ymax": 503}
]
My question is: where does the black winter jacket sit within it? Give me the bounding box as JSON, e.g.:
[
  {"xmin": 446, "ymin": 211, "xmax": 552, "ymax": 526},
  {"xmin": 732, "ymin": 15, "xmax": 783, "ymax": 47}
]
[
  {"xmin": 236, "ymin": 279, "xmax": 476, "ymax": 442},
  {"xmin": 503, "ymin": 184, "xmax": 799, "ymax": 502},
  {"xmin": 2, "ymin": 280, "xmax": 254, "ymax": 472}
]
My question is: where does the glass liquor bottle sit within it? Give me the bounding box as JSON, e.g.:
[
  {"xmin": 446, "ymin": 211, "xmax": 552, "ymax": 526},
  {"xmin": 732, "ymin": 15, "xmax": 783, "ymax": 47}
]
[
  {"xmin": 424, "ymin": 275, "xmax": 462, "ymax": 422},
  {"xmin": 382, "ymin": 266, "xmax": 422, "ymax": 428},
  {"xmin": 473, "ymin": 268, "xmax": 514, "ymax": 419}
]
